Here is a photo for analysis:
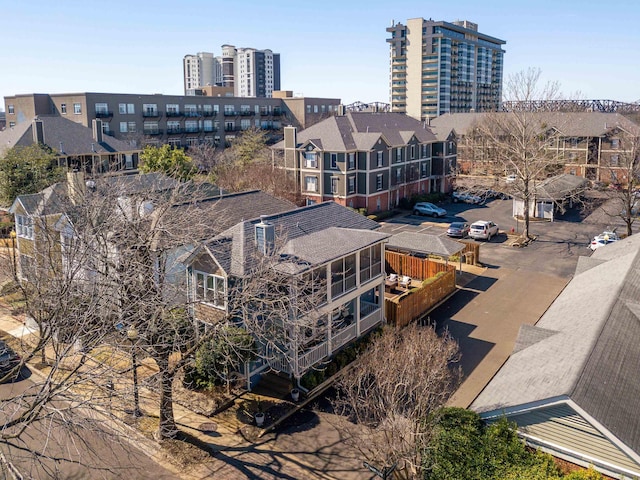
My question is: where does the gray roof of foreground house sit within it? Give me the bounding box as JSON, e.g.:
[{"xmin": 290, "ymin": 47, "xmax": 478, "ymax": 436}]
[
  {"xmin": 511, "ymin": 173, "xmax": 589, "ymax": 202},
  {"xmin": 273, "ymin": 112, "xmax": 445, "ymax": 151},
  {"xmin": 204, "ymin": 201, "xmax": 384, "ymax": 276},
  {"xmin": 471, "ymin": 233, "xmax": 640, "ymax": 455},
  {"xmin": 0, "ymin": 115, "xmax": 138, "ymax": 156},
  {"xmin": 430, "ymin": 111, "xmax": 640, "ymax": 137},
  {"xmin": 385, "ymin": 231, "xmax": 465, "ymax": 257}
]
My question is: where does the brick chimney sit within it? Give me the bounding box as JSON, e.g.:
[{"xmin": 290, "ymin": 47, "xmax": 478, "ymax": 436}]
[{"xmin": 92, "ymin": 119, "xmax": 103, "ymax": 143}]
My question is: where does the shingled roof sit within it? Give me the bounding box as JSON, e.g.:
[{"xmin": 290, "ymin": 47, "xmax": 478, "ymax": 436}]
[
  {"xmin": 472, "ymin": 233, "xmax": 640, "ymax": 457},
  {"xmin": 203, "ymin": 201, "xmax": 385, "ymax": 277},
  {"xmin": 430, "ymin": 111, "xmax": 640, "ymax": 137},
  {"xmin": 273, "ymin": 112, "xmax": 441, "ymax": 151},
  {"xmin": 0, "ymin": 115, "xmax": 138, "ymax": 156}
]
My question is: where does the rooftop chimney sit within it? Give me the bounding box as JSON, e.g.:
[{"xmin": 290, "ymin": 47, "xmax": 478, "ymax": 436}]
[
  {"xmin": 32, "ymin": 119, "xmax": 45, "ymax": 144},
  {"xmin": 92, "ymin": 119, "xmax": 103, "ymax": 143},
  {"xmin": 66, "ymin": 171, "xmax": 86, "ymax": 206},
  {"xmin": 255, "ymin": 216, "xmax": 275, "ymax": 255}
]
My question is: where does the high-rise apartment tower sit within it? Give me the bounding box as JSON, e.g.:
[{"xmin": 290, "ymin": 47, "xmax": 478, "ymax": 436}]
[
  {"xmin": 183, "ymin": 45, "xmax": 281, "ymax": 98},
  {"xmin": 387, "ymin": 19, "xmax": 505, "ymax": 121}
]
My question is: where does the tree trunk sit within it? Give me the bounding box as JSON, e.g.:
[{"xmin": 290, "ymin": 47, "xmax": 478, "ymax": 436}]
[
  {"xmin": 157, "ymin": 360, "xmax": 178, "ymax": 440},
  {"xmin": 522, "ymin": 187, "xmax": 531, "ymax": 239}
]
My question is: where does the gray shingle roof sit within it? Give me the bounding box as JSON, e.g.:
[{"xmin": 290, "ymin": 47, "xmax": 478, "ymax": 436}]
[
  {"xmin": 430, "ymin": 112, "xmax": 640, "ymax": 137},
  {"xmin": 472, "ymin": 234, "xmax": 640, "ymax": 455},
  {"xmin": 205, "ymin": 201, "xmax": 382, "ymax": 276},
  {"xmin": 273, "ymin": 112, "xmax": 439, "ymax": 151},
  {"xmin": 386, "ymin": 231, "xmax": 465, "ymax": 257},
  {"xmin": 0, "ymin": 115, "xmax": 138, "ymax": 157}
]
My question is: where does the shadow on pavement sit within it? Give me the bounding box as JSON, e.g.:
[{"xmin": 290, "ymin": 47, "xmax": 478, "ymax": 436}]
[{"xmin": 438, "ymin": 319, "xmax": 496, "ymax": 379}]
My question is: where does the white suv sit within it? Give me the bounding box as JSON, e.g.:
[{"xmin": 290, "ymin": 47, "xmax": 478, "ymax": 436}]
[{"xmin": 469, "ymin": 221, "xmax": 499, "ymax": 241}]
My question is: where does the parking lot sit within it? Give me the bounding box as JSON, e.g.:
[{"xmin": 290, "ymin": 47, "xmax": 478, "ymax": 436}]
[
  {"xmin": 378, "ymin": 194, "xmax": 632, "ymax": 407},
  {"xmin": 378, "ymin": 196, "xmax": 621, "ymax": 278}
]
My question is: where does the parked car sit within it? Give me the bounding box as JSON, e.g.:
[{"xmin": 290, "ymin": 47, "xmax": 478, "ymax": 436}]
[
  {"xmin": 505, "ymin": 174, "xmax": 518, "ymax": 184},
  {"xmin": 485, "ymin": 189, "xmax": 510, "ymax": 200},
  {"xmin": 452, "ymin": 191, "xmax": 483, "ymax": 204},
  {"xmin": 469, "ymin": 220, "xmax": 499, "ymax": 241},
  {"xmin": 413, "ymin": 202, "xmax": 447, "ymax": 218},
  {"xmin": 0, "ymin": 340, "xmax": 21, "ymax": 383},
  {"xmin": 447, "ymin": 222, "xmax": 470, "ymax": 238},
  {"xmin": 589, "ymin": 231, "xmax": 619, "ymax": 250}
]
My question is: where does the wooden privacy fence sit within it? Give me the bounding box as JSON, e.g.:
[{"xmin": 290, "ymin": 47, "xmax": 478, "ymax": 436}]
[
  {"xmin": 385, "ymin": 269, "xmax": 456, "ymax": 328},
  {"xmin": 385, "ymin": 251, "xmax": 452, "ymax": 279}
]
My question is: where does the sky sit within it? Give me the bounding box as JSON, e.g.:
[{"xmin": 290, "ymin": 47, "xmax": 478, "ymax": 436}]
[{"xmin": 2, "ymin": 0, "xmax": 639, "ymax": 109}]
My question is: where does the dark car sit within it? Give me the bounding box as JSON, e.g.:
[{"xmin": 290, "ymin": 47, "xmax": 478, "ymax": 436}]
[
  {"xmin": 447, "ymin": 222, "xmax": 470, "ymax": 238},
  {"xmin": 0, "ymin": 340, "xmax": 21, "ymax": 382}
]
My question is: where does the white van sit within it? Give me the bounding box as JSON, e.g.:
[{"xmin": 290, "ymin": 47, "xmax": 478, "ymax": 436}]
[{"xmin": 469, "ymin": 220, "xmax": 499, "ymax": 241}]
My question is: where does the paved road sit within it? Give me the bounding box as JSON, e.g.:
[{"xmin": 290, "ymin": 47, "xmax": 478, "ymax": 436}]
[{"xmin": 0, "ymin": 375, "xmax": 179, "ymax": 480}]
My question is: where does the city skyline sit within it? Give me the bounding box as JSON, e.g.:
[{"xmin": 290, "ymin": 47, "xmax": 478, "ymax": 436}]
[{"xmin": 2, "ymin": 0, "xmax": 639, "ymax": 110}]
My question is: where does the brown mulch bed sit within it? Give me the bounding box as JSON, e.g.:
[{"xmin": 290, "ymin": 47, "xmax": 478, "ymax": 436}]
[{"xmin": 171, "ymin": 370, "xmax": 240, "ymax": 417}]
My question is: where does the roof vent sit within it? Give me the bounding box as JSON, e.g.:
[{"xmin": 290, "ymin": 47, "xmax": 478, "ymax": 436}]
[{"xmin": 255, "ymin": 215, "xmax": 275, "ymax": 255}]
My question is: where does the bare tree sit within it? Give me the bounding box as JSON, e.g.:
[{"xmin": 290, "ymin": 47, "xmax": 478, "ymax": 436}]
[
  {"xmin": 474, "ymin": 68, "xmax": 566, "ymax": 238},
  {"xmin": 331, "ymin": 324, "xmax": 461, "ymax": 480},
  {"xmin": 602, "ymin": 128, "xmax": 640, "ymax": 237}
]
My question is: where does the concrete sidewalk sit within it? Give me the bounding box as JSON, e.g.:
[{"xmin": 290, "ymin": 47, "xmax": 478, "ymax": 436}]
[{"xmin": 0, "ymin": 302, "xmax": 370, "ymax": 479}]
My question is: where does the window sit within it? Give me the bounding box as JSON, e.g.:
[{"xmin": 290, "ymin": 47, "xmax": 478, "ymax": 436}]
[
  {"xmin": 143, "ymin": 122, "xmax": 159, "ymax": 134},
  {"xmin": 396, "ymin": 148, "xmax": 402, "ymax": 162},
  {"xmin": 102, "ymin": 122, "xmax": 110, "ymax": 134},
  {"xmin": 348, "ymin": 153, "xmax": 355, "ymax": 170},
  {"xmin": 330, "ymin": 153, "xmax": 338, "ymax": 169},
  {"xmin": 73, "ymin": 103, "xmax": 82, "ymax": 114},
  {"xmin": 184, "ymin": 104, "xmax": 197, "ymax": 116},
  {"xmin": 61, "ymin": 104, "xmax": 67, "ymax": 114},
  {"xmin": 166, "ymin": 104, "xmax": 180, "ymax": 115},
  {"xmin": 194, "ymin": 271, "xmax": 226, "ymax": 308},
  {"xmin": 376, "ymin": 151, "xmax": 384, "ymax": 167},
  {"xmin": 612, "ymin": 138, "xmax": 620, "ymax": 149},
  {"xmin": 213, "ymin": 105, "xmax": 219, "ymax": 114},
  {"xmin": 305, "ymin": 176, "xmax": 318, "ymax": 192},
  {"xmin": 420, "ymin": 162, "xmax": 429, "ymax": 177},
  {"xmin": 224, "ymin": 105, "xmax": 235, "ymax": 115},
  {"xmin": 568, "ymin": 152, "xmax": 577, "ymax": 160},
  {"xmin": 168, "ymin": 138, "xmax": 181, "ymax": 148},
  {"xmin": 9, "ymin": 122, "xmax": 15, "ymax": 128},
  {"xmin": 240, "ymin": 119, "xmax": 251, "ymax": 130},
  {"xmin": 306, "ymin": 105, "xmax": 311, "ymax": 114},
  {"xmin": 225, "ymin": 121, "xmax": 235, "ymax": 131},
  {"xmin": 376, "ymin": 174, "xmax": 383, "ymax": 191},
  {"xmin": 203, "ymin": 120, "xmax": 213, "ymax": 132},
  {"xmin": 611, "ymin": 154, "xmax": 619, "ymax": 166},
  {"xmin": 167, "ymin": 121, "xmax": 181, "ymax": 133},
  {"xmin": 331, "ymin": 177, "xmax": 339, "ymax": 194},
  {"xmin": 185, "ymin": 120, "xmax": 198, "ymax": 132},
  {"xmin": 143, "ymin": 103, "xmax": 158, "ymax": 116},
  {"xmin": 348, "ymin": 176, "xmax": 355, "ymax": 194},
  {"xmin": 240, "ymin": 105, "xmax": 251, "ymax": 113},
  {"xmin": 304, "ymin": 152, "xmax": 317, "ymax": 168},
  {"xmin": 119, "ymin": 103, "xmax": 135, "ymax": 114},
  {"xmin": 7, "ymin": 105, "xmax": 14, "ymax": 114},
  {"xmin": 95, "ymin": 103, "xmax": 109, "ymax": 114},
  {"xmin": 16, "ymin": 215, "xmax": 34, "ymax": 239},
  {"xmin": 314, "ymin": 105, "xmax": 318, "ymax": 113},
  {"xmin": 127, "ymin": 122, "xmax": 136, "ymax": 133},
  {"xmin": 120, "ymin": 122, "xmax": 128, "ymax": 133},
  {"xmin": 410, "ymin": 145, "xmax": 416, "ymax": 159},
  {"xmin": 203, "ymin": 104, "xmax": 213, "ymax": 115},
  {"xmin": 396, "ymin": 167, "xmax": 402, "ymax": 183}
]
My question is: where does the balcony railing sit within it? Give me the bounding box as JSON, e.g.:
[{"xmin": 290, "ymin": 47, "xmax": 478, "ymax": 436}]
[
  {"xmin": 239, "ymin": 110, "xmax": 255, "ymax": 116},
  {"xmin": 144, "ymin": 129, "xmax": 162, "ymax": 135},
  {"xmin": 166, "ymin": 127, "xmax": 183, "ymax": 134},
  {"xmin": 299, "ymin": 342, "xmax": 329, "ymax": 371},
  {"xmin": 143, "ymin": 110, "xmax": 161, "ymax": 117},
  {"xmin": 184, "ymin": 127, "xmax": 200, "ymax": 133},
  {"xmin": 165, "ymin": 111, "xmax": 183, "ymax": 117},
  {"xmin": 95, "ymin": 111, "xmax": 113, "ymax": 118},
  {"xmin": 202, "ymin": 111, "xmax": 216, "ymax": 117},
  {"xmin": 332, "ymin": 324, "xmax": 357, "ymax": 351},
  {"xmin": 223, "ymin": 111, "xmax": 238, "ymax": 116},
  {"xmin": 184, "ymin": 111, "xmax": 201, "ymax": 117}
]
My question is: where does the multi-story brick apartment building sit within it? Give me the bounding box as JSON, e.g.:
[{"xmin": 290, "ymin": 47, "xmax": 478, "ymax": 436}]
[
  {"xmin": 4, "ymin": 92, "xmax": 340, "ymax": 149},
  {"xmin": 387, "ymin": 18, "xmax": 505, "ymax": 122},
  {"xmin": 430, "ymin": 111, "xmax": 640, "ymax": 184},
  {"xmin": 273, "ymin": 111, "xmax": 456, "ymax": 213}
]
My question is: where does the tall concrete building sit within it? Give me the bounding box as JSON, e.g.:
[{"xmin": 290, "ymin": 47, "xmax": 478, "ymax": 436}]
[
  {"xmin": 387, "ymin": 18, "xmax": 506, "ymax": 121},
  {"xmin": 183, "ymin": 45, "xmax": 281, "ymax": 98},
  {"xmin": 183, "ymin": 52, "xmax": 216, "ymax": 92}
]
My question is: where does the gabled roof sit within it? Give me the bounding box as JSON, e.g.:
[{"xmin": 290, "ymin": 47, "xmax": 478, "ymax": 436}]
[
  {"xmin": 385, "ymin": 231, "xmax": 465, "ymax": 257},
  {"xmin": 203, "ymin": 201, "xmax": 383, "ymax": 276},
  {"xmin": 430, "ymin": 112, "xmax": 640, "ymax": 138},
  {"xmin": 0, "ymin": 115, "xmax": 138, "ymax": 157},
  {"xmin": 273, "ymin": 112, "xmax": 438, "ymax": 151},
  {"xmin": 512, "ymin": 173, "xmax": 589, "ymax": 202},
  {"xmin": 472, "ymin": 233, "xmax": 640, "ymax": 456}
]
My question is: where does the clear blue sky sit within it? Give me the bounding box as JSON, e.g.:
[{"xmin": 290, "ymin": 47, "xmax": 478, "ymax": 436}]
[{"xmin": 2, "ymin": 0, "xmax": 639, "ymax": 108}]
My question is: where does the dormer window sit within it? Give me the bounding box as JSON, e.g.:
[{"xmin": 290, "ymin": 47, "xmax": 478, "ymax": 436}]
[
  {"xmin": 304, "ymin": 151, "xmax": 317, "ymax": 168},
  {"xmin": 16, "ymin": 215, "xmax": 34, "ymax": 239}
]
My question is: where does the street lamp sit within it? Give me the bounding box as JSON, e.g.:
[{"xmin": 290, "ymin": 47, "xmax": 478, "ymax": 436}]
[{"xmin": 127, "ymin": 327, "xmax": 143, "ymax": 418}]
